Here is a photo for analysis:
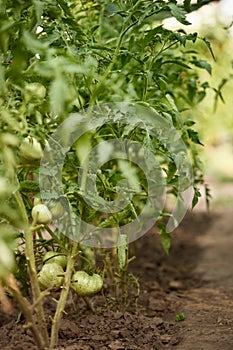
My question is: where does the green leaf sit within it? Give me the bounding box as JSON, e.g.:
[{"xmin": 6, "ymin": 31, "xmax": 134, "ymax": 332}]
[
  {"xmin": 187, "ymin": 129, "xmax": 204, "ymax": 146},
  {"xmin": 191, "ymin": 58, "xmax": 212, "ymax": 75},
  {"xmin": 0, "ymin": 63, "xmax": 6, "ymax": 95},
  {"xmin": 213, "ymin": 78, "xmax": 228, "ymax": 110},
  {"xmin": 23, "ymin": 30, "xmax": 49, "ymax": 55},
  {"xmin": 184, "ymin": 0, "xmax": 191, "ymax": 12},
  {"xmin": 184, "ymin": 120, "xmax": 195, "ymax": 127},
  {"xmin": 117, "ymin": 234, "xmax": 128, "ymax": 270},
  {"xmin": 32, "ymin": 0, "xmax": 45, "ymax": 23},
  {"xmin": 201, "ymin": 37, "xmax": 216, "ymax": 61},
  {"xmin": 204, "ymin": 183, "xmax": 212, "ymax": 210},
  {"xmin": 167, "ymin": 3, "xmax": 191, "ymax": 25},
  {"xmin": 176, "ymin": 312, "xmax": 185, "ymax": 321},
  {"xmin": 166, "ymin": 161, "xmax": 177, "ymax": 183},
  {"xmin": 192, "ymin": 186, "xmax": 202, "ymax": 208},
  {"xmin": 75, "ymin": 133, "xmax": 92, "ymax": 166},
  {"xmin": 19, "ymin": 180, "xmax": 39, "ymax": 192},
  {"xmin": 49, "ymin": 74, "xmax": 69, "ymax": 117},
  {"xmin": 162, "ymin": 59, "xmax": 191, "ymax": 70},
  {"xmin": 118, "ymin": 159, "xmax": 141, "ymax": 193},
  {"xmin": 158, "ymin": 222, "xmax": 171, "ymax": 255}
]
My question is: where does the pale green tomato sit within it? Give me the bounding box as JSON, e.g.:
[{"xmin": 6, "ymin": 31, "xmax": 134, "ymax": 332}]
[
  {"xmin": 31, "ymin": 204, "xmax": 52, "ymax": 225},
  {"xmin": 71, "ymin": 271, "xmax": 103, "ymax": 296},
  {"xmin": 20, "ymin": 136, "xmax": 43, "ymax": 161},
  {"xmin": 34, "ymin": 197, "xmax": 42, "ymax": 206},
  {"xmin": 25, "ymin": 82, "xmax": 46, "ymax": 100},
  {"xmin": 43, "ymin": 251, "xmax": 67, "ymax": 269},
  {"xmin": 38, "ymin": 263, "xmax": 64, "ymax": 291},
  {"xmin": 49, "ymin": 201, "xmax": 66, "ymax": 219}
]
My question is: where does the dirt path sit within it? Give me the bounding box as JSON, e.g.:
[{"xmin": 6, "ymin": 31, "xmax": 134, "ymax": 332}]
[
  {"xmin": 0, "ymin": 190, "xmax": 233, "ymax": 349},
  {"xmin": 175, "ymin": 208, "xmax": 233, "ymax": 350}
]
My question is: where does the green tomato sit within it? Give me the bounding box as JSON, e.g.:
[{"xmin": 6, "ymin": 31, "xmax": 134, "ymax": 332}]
[
  {"xmin": 71, "ymin": 271, "xmax": 103, "ymax": 296},
  {"xmin": 38, "ymin": 263, "xmax": 64, "ymax": 291},
  {"xmin": 43, "ymin": 251, "xmax": 67, "ymax": 269},
  {"xmin": 49, "ymin": 200, "xmax": 66, "ymax": 219},
  {"xmin": 19, "ymin": 136, "xmax": 43, "ymax": 162},
  {"xmin": 24, "ymin": 82, "xmax": 46, "ymax": 100},
  {"xmin": 31, "ymin": 204, "xmax": 52, "ymax": 225},
  {"xmin": 34, "ymin": 197, "xmax": 42, "ymax": 206}
]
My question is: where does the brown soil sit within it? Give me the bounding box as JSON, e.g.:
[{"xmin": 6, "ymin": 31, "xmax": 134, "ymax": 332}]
[{"xmin": 0, "ymin": 208, "xmax": 233, "ymax": 350}]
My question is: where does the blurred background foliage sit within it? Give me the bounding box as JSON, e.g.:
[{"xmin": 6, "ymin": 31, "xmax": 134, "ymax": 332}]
[{"xmin": 164, "ymin": 1, "xmax": 233, "ymax": 206}]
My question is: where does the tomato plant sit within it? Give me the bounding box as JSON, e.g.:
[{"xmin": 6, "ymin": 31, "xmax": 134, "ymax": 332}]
[{"xmin": 0, "ymin": 1, "xmax": 216, "ymax": 349}]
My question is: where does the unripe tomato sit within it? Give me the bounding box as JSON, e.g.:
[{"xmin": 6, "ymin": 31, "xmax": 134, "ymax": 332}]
[
  {"xmin": 71, "ymin": 271, "xmax": 103, "ymax": 296},
  {"xmin": 43, "ymin": 251, "xmax": 67, "ymax": 269},
  {"xmin": 19, "ymin": 136, "xmax": 43, "ymax": 162},
  {"xmin": 38, "ymin": 263, "xmax": 64, "ymax": 291},
  {"xmin": 34, "ymin": 197, "xmax": 42, "ymax": 206},
  {"xmin": 49, "ymin": 200, "xmax": 66, "ymax": 219},
  {"xmin": 31, "ymin": 204, "xmax": 52, "ymax": 225},
  {"xmin": 24, "ymin": 82, "xmax": 46, "ymax": 100}
]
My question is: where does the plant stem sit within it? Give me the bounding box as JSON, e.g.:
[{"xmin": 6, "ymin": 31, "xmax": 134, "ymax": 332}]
[
  {"xmin": 7, "ymin": 274, "xmax": 47, "ymax": 350},
  {"xmin": 50, "ymin": 101, "xmax": 95, "ymax": 347},
  {"xmin": 13, "ymin": 191, "xmax": 49, "ymax": 347},
  {"xmin": 83, "ymin": 296, "xmax": 95, "ymax": 314},
  {"xmin": 50, "ymin": 241, "xmax": 78, "ymax": 349},
  {"xmin": 90, "ymin": 15, "xmax": 139, "ymax": 106},
  {"xmin": 0, "ymin": 279, "xmax": 13, "ymax": 314}
]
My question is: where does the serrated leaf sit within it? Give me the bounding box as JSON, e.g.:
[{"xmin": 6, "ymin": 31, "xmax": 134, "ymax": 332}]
[
  {"xmin": 168, "ymin": 3, "xmax": 191, "ymax": 25},
  {"xmin": 187, "ymin": 129, "xmax": 204, "ymax": 146},
  {"xmin": 201, "ymin": 37, "xmax": 216, "ymax": 61}
]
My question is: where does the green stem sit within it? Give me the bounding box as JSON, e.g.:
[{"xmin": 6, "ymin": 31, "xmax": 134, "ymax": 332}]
[
  {"xmin": 50, "ymin": 242, "xmax": 78, "ymax": 349},
  {"xmin": 50, "ymin": 93, "xmax": 97, "ymax": 347},
  {"xmin": 13, "ymin": 191, "xmax": 49, "ymax": 348},
  {"xmin": 8, "ymin": 274, "xmax": 47, "ymax": 349},
  {"xmin": 83, "ymin": 296, "xmax": 95, "ymax": 314},
  {"xmin": 89, "ymin": 16, "xmax": 139, "ymax": 106}
]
